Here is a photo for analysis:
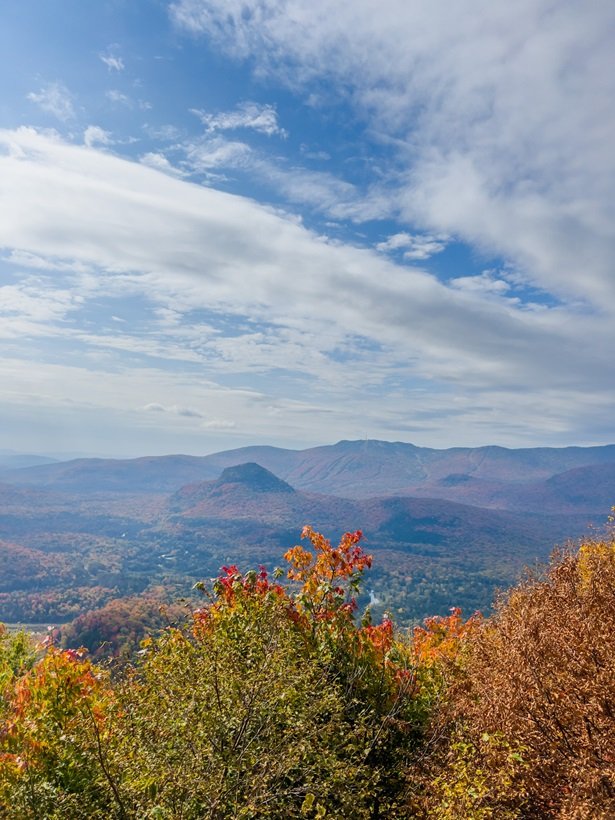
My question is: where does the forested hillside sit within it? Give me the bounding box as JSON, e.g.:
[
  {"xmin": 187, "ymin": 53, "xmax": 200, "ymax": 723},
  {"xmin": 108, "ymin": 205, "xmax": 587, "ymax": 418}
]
[{"xmin": 0, "ymin": 480, "xmax": 598, "ymax": 628}]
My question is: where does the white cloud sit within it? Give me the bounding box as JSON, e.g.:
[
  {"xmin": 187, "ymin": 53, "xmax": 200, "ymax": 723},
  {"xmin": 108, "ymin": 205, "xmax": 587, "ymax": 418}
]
[
  {"xmin": 100, "ymin": 53, "xmax": 125, "ymax": 72},
  {"xmin": 450, "ymin": 272, "xmax": 511, "ymax": 296},
  {"xmin": 3, "ymin": 250, "xmax": 92, "ymax": 274},
  {"xmin": 183, "ymin": 136, "xmax": 390, "ymax": 221},
  {"xmin": 1, "ymin": 127, "xmax": 615, "ymax": 449},
  {"xmin": 0, "ymin": 280, "xmax": 82, "ymax": 323},
  {"xmin": 104, "ymin": 90, "xmax": 152, "ymax": 112},
  {"xmin": 192, "ymin": 101, "xmax": 286, "ymax": 137},
  {"xmin": 144, "ymin": 403, "xmax": 204, "ymax": 418},
  {"xmin": 106, "ymin": 89, "xmax": 131, "ymax": 106},
  {"xmin": 201, "ymin": 418, "xmax": 236, "ymax": 429},
  {"xmin": 184, "ymin": 136, "xmax": 252, "ymax": 171},
  {"xmin": 140, "ymin": 151, "xmax": 186, "ymax": 177},
  {"xmin": 75, "ymin": 330, "xmax": 205, "ymax": 362},
  {"xmin": 377, "ymin": 232, "xmax": 448, "ymax": 259},
  {"xmin": 145, "ymin": 124, "xmax": 182, "ymax": 141},
  {"xmin": 250, "ymin": 158, "xmax": 363, "ymax": 217},
  {"xmin": 0, "ymin": 276, "xmax": 84, "ymax": 340},
  {"xmin": 27, "ymin": 82, "xmax": 74, "ymax": 120},
  {"xmin": 171, "ymin": 0, "xmax": 615, "ymax": 309},
  {"xmin": 84, "ymin": 126, "xmax": 112, "ymax": 148}
]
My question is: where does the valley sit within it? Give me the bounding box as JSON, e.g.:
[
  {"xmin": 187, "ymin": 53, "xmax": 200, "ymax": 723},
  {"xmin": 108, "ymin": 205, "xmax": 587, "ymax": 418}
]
[{"xmin": 0, "ymin": 440, "xmax": 612, "ymax": 635}]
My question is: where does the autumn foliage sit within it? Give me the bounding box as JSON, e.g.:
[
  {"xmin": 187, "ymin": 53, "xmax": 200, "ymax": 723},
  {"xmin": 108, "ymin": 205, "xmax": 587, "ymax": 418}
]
[
  {"xmin": 0, "ymin": 525, "xmax": 614, "ymax": 818},
  {"xmin": 0, "ymin": 528, "xmax": 440, "ymax": 817},
  {"xmin": 410, "ymin": 533, "xmax": 615, "ymax": 818}
]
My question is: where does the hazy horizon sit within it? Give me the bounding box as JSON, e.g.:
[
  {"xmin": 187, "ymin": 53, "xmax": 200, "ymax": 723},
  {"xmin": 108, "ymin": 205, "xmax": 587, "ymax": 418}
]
[{"xmin": 4, "ymin": 436, "xmax": 615, "ymax": 466}]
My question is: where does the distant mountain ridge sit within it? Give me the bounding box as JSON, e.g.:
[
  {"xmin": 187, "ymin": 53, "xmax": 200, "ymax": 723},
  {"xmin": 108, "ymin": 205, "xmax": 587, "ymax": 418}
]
[
  {"xmin": 0, "ymin": 446, "xmax": 612, "ymax": 625},
  {"xmin": 0, "ymin": 452, "xmax": 58, "ymax": 470},
  {"xmin": 0, "ymin": 455, "xmax": 218, "ymax": 494},
  {"xmin": 2, "ymin": 440, "xmax": 615, "ymax": 515}
]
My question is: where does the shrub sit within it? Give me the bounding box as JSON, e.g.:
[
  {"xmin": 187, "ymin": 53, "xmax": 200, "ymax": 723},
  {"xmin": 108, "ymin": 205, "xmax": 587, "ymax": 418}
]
[
  {"xmin": 0, "ymin": 528, "xmax": 446, "ymax": 818},
  {"xmin": 0, "ymin": 645, "xmax": 118, "ymax": 818},
  {"xmin": 108, "ymin": 528, "xmax": 430, "ymax": 817},
  {"xmin": 420, "ymin": 533, "xmax": 615, "ymax": 818}
]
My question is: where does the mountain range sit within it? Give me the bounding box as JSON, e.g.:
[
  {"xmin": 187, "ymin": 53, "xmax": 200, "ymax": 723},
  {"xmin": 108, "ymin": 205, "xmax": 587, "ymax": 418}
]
[
  {"xmin": 0, "ymin": 440, "xmax": 613, "ymax": 627},
  {"xmin": 3, "ymin": 439, "xmax": 615, "ymax": 513}
]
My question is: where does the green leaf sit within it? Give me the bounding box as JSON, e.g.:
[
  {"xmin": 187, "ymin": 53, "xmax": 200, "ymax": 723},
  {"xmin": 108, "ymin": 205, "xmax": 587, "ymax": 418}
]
[{"xmin": 301, "ymin": 793, "xmax": 315, "ymax": 814}]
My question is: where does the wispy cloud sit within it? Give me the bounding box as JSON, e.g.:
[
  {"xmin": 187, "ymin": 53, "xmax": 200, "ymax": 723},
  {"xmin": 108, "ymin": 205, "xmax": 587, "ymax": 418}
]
[
  {"xmin": 139, "ymin": 151, "xmax": 186, "ymax": 177},
  {"xmin": 1, "ymin": 128, "xmax": 614, "ymax": 449},
  {"xmin": 27, "ymin": 82, "xmax": 74, "ymax": 120},
  {"xmin": 1, "ymin": 1, "xmax": 613, "ymax": 454},
  {"xmin": 192, "ymin": 101, "xmax": 286, "ymax": 137},
  {"xmin": 3, "ymin": 251, "xmax": 92, "ymax": 274},
  {"xmin": 0, "ymin": 276, "xmax": 83, "ymax": 340},
  {"xmin": 171, "ymin": 0, "xmax": 615, "ymax": 310},
  {"xmin": 183, "ymin": 136, "xmax": 252, "ymax": 172},
  {"xmin": 105, "ymin": 90, "xmax": 150, "ymax": 110},
  {"xmin": 105, "ymin": 89, "xmax": 131, "ymax": 106},
  {"xmin": 84, "ymin": 126, "xmax": 112, "ymax": 148},
  {"xmin": 100, "ymin": 50, "xmax": 125, "ymax": 72},
  {"xmin": 450, "ymin": 271, "xmax": 511, "ymax": 296},
  {"xmin": 377, "ymin": 232, "xmax": 448, "ymax": 260},
  {"xmin": 201, "ymin": 418, "xmax": 236, "ymax": 429},
  {"xmin": 180, "ymin": 138, "xmax": 390, "ymax": 221},
  {"xmin": 143, "ymin": 403, "xmax": 204, "ymax": 418},
  {"xmin": 249, "ymin": 158, "xmax": 363, "ymax": 216}
]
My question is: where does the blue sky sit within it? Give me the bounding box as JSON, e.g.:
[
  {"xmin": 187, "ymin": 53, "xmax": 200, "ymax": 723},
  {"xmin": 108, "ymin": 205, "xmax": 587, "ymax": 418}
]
[{"xmin": 0, "ymin": 0, "xmax": 614, "ymax": 457}]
